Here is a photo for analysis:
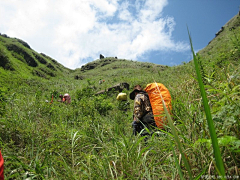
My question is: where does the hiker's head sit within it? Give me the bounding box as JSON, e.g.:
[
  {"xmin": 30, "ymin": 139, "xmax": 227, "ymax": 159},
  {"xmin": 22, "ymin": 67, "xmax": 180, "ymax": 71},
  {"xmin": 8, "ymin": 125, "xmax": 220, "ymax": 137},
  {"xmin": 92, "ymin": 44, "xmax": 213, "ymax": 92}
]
[
  {"xmin": 63, "ymin": 93, "xmax": 69, "ymax": 98},
  {"xmin": 63, "ymin": 93, "xmax": 71, "ymax": 103},
  {"xmin": 59, "ymin": 94, "xmax": 63, "ymax": 99},
  {"xmin": 130, "ymin": 85, "xmax": 143, "ymax": 100}
]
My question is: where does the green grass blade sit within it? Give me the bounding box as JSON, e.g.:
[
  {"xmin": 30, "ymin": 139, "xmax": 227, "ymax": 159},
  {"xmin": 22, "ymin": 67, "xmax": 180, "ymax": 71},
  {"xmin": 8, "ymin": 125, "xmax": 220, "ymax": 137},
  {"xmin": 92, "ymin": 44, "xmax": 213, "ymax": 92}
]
[
  {"xmin": 167, "ymin": 135, "xmax": 184, "ymax": 180},
  {"xmin": 153, "ymin": 81, "xmax": 193, "ymax": 179},
  {"xmin": 193, "ymin": 166, "xmax": 208, "ymax": 180},
  {"xmin": 187, "ymin": 27, "xmax": 226, "ymax": 179}
]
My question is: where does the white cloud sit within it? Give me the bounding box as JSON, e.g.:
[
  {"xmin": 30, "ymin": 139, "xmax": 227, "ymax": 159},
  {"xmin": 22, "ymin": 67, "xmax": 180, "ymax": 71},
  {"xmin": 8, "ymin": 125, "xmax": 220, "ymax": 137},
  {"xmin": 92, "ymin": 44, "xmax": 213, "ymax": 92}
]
[
  {"xmin": 0, "ymin": 0, "xmax": 189, "ymax": 69},
  {"xmin": 118, "ymin": 1, "xmax": 132, "ymax": 21},
  {"xmin": 138, "ymin": 0, "xmax": 167, "ymax": 22}
]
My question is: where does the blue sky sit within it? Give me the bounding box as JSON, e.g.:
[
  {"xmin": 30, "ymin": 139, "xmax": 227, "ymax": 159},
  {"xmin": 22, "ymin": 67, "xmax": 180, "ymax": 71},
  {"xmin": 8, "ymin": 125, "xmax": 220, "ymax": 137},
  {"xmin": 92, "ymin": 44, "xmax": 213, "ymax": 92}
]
[
  {"xmin": 0, "ymin": 0, "xmax": 239, "ymax": 69},
  {"xmin": 153, "ymin": 0, "xmax": 240, "ymax": 66}
]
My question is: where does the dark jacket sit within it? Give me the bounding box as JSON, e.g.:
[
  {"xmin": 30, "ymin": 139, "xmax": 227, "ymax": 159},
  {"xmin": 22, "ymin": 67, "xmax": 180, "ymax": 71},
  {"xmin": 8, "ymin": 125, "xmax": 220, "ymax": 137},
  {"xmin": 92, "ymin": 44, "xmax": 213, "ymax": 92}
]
[
  {"xmin": 133, "ymin": 91, "xmax": 156, "ymax": 126},
  {"xmin": 132, "ymin": 91, "xmax": 156, "ymax": 135}
]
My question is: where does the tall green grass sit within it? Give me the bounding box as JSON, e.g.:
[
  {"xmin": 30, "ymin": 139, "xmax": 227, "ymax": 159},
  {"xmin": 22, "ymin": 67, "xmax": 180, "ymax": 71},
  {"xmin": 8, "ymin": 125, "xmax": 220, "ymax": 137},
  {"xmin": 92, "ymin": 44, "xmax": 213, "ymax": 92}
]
[{"xmin": 188, "ymin": 28, "xmax": 226, "ymax": 178}]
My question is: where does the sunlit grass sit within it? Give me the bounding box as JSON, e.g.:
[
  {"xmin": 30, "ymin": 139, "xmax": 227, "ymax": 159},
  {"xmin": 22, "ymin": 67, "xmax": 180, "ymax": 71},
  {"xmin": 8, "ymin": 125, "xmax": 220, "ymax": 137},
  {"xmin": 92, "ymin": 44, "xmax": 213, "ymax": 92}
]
[{"xmin": 188, "ymin": 28, "xmax": 226, "ymax": 178}]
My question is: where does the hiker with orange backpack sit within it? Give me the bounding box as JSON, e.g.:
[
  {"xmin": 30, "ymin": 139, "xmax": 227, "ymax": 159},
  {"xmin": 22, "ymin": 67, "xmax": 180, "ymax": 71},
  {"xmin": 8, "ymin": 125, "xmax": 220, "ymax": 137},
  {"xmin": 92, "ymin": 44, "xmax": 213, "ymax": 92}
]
[
  {"xmin": 130, "ymin": 83, "xmax": 172, "ymax": 136},
  {"xmin": 130, "ymin": 85, "xmax": 157, "ymax": 136}
]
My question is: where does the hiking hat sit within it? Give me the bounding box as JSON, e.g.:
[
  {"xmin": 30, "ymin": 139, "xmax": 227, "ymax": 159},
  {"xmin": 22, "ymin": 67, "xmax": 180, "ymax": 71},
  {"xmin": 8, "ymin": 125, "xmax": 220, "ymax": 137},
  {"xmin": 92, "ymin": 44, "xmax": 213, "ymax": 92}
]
[
  {"xmin": 130, "ymin": 85, "xmax": 143, "ymax": 100},
  {"xmin": 64, "ymin": 93, "xmax": 69, "ymax": 97}
]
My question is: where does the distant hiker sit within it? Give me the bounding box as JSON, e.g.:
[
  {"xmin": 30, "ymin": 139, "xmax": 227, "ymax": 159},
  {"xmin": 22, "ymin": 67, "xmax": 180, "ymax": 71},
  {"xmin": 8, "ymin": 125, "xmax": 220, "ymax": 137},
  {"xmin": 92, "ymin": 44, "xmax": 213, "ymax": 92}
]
[
  {"xmin": 130, "ymin": 85, "xmax": 156, "ymax": 136},
  {"xmin": 50, "ymin": 94, "xmax": 54, "ymax": 104},
  {"xmin": 117, "ymin": 92, "xmax": 130, "ymax": 111},
  {"xmin": 0, "ymin": 150, "xmax": 4, "ymax": 180},
  {"xmin": 117, "ymin": 92, "xmax": 127, "ymax": 101},
  {"xmin": 99, "ymin": 79, "xmax": 105, "ymax": 85},
  {"xmin": 59, "ymin": 93, "xmax": 71, "ymax": 104}
]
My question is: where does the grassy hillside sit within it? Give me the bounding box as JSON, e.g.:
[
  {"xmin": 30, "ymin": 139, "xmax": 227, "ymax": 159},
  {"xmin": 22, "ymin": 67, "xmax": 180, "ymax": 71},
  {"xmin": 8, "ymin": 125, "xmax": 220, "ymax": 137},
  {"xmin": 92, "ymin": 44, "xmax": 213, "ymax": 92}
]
[
  {"xmin": 0, "ymin": 13, "xmax": 239, "ymax": 179},
  {"xmin": 0, "ymin": 34, "xmax": 71, "ymax": 86}
]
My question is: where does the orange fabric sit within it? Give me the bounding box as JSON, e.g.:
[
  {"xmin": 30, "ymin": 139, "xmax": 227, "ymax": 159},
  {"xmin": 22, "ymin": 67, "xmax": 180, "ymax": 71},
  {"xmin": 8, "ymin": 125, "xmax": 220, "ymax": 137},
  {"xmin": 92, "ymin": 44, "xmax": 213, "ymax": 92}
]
[
  {"xmin": 145, "ymin": 83, "xmax": 172, "ymax": 129},
  {"xmin": 62, "ymin": 98, "xmax": 66, "ymax": 102},
  {"xmin": 0, "ymin": 151, "xmax": 4, "ymax": 180}
]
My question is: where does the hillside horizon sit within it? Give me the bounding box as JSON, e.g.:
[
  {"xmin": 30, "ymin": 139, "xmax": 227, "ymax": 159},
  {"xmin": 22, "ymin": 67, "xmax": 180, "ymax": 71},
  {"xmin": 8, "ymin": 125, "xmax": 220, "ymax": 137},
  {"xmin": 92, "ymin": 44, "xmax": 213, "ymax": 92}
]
[{"xmin": 0, "ymin": 12, "xmax": 239, "ymax": 74}]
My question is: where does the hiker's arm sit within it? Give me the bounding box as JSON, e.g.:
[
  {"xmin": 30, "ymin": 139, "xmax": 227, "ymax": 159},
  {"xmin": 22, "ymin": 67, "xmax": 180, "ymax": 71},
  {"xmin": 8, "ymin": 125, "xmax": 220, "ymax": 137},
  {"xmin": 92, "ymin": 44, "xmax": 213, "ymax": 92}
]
[{"xmin": 133, "ymin": 94, "xmax": 144, "ymax": 122}]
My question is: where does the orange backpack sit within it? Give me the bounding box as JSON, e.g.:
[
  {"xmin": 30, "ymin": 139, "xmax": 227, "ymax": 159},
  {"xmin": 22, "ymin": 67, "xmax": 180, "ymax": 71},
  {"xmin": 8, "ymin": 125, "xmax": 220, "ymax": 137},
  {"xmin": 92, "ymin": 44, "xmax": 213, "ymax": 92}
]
[{"xmin": 144, "ymin": 83, "xmax": 172, "ymax": 129}]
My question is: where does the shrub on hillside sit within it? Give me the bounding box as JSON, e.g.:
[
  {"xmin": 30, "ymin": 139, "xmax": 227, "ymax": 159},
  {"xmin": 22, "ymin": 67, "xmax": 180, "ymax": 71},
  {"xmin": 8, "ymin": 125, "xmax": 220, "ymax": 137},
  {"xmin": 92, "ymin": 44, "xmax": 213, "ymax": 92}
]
[
  {"xmin": 0, "ymin": 89, "xmax": 6, "ymax": 116},
  {"xmin": 0, "ymin": 49, "xmax": 14, "ymax": 70},
  {"xmin": 76, "ymin": 87, "xmax": 94, "ymax": 100},
  {"xmin": 93, "ymin": 96, "xmax": 113, "ymax": 116}
]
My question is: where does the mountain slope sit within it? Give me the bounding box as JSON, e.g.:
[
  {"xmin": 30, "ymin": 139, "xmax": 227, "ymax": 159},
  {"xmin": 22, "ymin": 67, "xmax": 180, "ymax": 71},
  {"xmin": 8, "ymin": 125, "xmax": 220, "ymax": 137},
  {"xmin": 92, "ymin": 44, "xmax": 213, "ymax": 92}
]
[
  {"xmin": 0, "ymin": 34, "xmax": 71, "ymax": 82},
  {"xmin": 72, "ymin": 57, "xmax": 167, "ymax": 83},
  {"xmin": 197, "ymin": 13, "xmax": 240, "ymax": 66}
]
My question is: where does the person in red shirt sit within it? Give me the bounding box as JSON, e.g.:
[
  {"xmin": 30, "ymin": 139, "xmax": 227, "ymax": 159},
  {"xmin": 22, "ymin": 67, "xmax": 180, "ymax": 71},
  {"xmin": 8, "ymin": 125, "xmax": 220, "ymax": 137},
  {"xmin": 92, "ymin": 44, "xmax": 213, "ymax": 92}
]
[
  {"xmin": 0, "ymin": 150, "xmax": 4, "ymax": 180},
  {"xmin": 59, "ymin": 93, "xmax": 71, "ymax": 104}
]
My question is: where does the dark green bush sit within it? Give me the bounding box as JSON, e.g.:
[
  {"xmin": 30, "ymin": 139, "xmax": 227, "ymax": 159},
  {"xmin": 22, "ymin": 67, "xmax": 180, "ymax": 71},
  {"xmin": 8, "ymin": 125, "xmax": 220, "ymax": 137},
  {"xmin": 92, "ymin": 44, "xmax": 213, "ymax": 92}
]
[
  {"xmin": 0, "ymin": 89, "xmax": 7, "ymax": 116},
  {"xmin": 76, "ymin": 87, "xmax": 94, "ymax": 100},
  {"xmin": 93, "ymin": 96, "xmax": 113, "ymax": 116}
]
